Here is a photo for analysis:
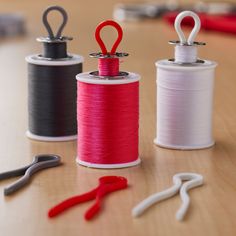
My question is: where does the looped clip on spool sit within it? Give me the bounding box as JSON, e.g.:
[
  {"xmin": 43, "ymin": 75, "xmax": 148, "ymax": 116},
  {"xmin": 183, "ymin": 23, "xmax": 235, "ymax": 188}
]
[
  {"xmin": 90, "ymin": 20, "xmax": 129, "ymax": 77},
  {"xmin": 169, "ymin": 11, "xmax": 206, "ymax": 64},
  {"xmin": 37, "ymin": 6, "xmax": 72, "ymax": 59}
]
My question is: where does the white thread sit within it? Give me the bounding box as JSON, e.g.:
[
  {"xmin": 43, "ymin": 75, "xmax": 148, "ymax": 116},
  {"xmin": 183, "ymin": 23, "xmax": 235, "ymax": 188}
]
[
  {"xmin": 155, "ymin": 62, "xmax": 217, "ymax": 149},
  {"xmin": 175, "ymin": 45, "xmax": 197, "ymax": 63},
  {"xmin": 132, "ymin": 173, "xmax": 203, "ymax": 221}
]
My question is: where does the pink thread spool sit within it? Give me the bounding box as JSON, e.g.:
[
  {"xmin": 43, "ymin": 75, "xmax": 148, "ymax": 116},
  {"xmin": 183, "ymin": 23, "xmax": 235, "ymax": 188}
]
[{"xmin": 76, "ymin": 20, "xmax": 141, "ymax": 169}]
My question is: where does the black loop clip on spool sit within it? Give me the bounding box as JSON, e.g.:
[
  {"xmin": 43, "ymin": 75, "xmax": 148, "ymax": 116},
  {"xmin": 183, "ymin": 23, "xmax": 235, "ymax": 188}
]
[{"xmin": 25, "ymin": 6, "xmax": 83, "ymax": 142}]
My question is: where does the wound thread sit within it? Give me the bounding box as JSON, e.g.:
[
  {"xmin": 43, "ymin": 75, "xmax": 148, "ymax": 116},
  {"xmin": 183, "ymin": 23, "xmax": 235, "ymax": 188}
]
[
  {"xmin": 43, "ymin": 42, "xmax": 67, "ymax": 59},
  {"xmin": 98, "ymin": 58, "xmax": 119, "ymax": 76},
  {"xmin": 28, "ymin": 63, "xmax": 82, "ymax": 138},
  {"xmin": 175, "ymin": 45, "xmax": 197, "ymax": 63},
  {"xmin": 77, "ymin": 81, "xmax": 139, "ymax": 166}
]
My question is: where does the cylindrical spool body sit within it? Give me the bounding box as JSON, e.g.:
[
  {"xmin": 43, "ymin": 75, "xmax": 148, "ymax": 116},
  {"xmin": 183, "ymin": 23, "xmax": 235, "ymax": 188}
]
[
  {"xmin": 154, "ymin": 60, "xmax": 217, "ymax": 149},
  {"xmin": 76, "ymin": 72, "xmax": 140, "ymax": 168},
  {"xmin": 26, "ymin": 54, "xmax": 83, "ymax": 142}
]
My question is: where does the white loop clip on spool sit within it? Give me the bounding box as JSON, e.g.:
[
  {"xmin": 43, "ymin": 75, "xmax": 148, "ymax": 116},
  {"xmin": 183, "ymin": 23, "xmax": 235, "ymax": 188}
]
[{"xmin": 154, "ymin": 11, "xmax": 217, "ymax": 150}]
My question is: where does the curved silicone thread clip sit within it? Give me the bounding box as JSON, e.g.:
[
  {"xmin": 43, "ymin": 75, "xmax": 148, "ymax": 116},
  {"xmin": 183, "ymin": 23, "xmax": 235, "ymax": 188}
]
[
  {"xmin": 90, "ymin": 20, "xmax": 128, "ymax": 76},
  {"xmin": 0, "ymin": 154, "xmax": 61, "ymax": 195},
  {"xmin": 132, "ymin": 173, "xmax": 203, "ymax": 221},
  {"xmin": 95, "ymin": 20, "xmax": 123, "ymax": 55},
  {"xmin": 48, "ymin": 176, "xmax": 128, "ymax": 220},
  {"xmin": 42, "ymin": 5, "xmax": 68, "ymax": 39},
  {"xmin": 169, "ymin": 11, "xmax": 205, "ymax": 46},
  {"xmin": 175, "ymin": 11, "xmax": 201, "ymax": 45}
]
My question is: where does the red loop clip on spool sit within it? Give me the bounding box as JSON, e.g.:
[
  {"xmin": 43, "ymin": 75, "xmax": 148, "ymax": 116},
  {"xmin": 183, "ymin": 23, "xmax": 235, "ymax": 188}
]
[
  {"xmin": 90, "ymin": 20, "xmax": 128, "ymax": 77},
  {"xmin": 76, "ymin": 20, "xmax": 141, "ymax": 169}
]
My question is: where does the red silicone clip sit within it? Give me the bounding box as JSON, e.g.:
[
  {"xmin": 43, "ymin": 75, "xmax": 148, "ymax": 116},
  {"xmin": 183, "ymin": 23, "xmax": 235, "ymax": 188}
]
[
  {"xmin": 95, "ymin": 20, "xmax": 123, "ymax": 55},
  {"xmin": 48, "ymin": 176, "xmax": 128, "ymax": 220}
]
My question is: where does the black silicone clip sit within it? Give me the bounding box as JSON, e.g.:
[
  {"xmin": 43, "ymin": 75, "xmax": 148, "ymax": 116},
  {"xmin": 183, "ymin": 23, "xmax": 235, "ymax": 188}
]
[
  {"xmin": 37, "ymin": 6, "xmax": 72, "ymax": 59},
  {"xmin": 43, "ymin": 5, "xmax": 68, "ymax": 40},
  {"xmin": 0, "ymin": 154, "xmax": 61, "ymax": 195}
]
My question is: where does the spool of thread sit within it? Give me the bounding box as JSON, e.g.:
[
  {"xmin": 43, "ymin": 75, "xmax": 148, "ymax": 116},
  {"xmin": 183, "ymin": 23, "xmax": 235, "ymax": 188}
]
[
  {"xmin": 154, "ymin": 11, "xmax": 217, "ymax": 150},
  {"xmin": 76, "ymin": 20, "xmax": 141, "ymax": 168},
  {"xmin": 25, "ymin": 6, "xmax": 83, "ymax": 141}
]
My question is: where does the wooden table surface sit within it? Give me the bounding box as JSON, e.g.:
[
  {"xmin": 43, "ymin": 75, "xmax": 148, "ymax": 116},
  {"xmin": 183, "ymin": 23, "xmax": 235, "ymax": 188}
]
[{"xmin": 1, "ymin": 0, "xmax": 236, "ymax": 235}]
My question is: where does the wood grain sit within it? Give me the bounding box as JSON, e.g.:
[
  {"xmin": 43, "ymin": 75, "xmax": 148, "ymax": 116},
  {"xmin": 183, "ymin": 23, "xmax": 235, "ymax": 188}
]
[{"xmin": 0, "ymin": 0, "xmax": 236, "ymax": 235}]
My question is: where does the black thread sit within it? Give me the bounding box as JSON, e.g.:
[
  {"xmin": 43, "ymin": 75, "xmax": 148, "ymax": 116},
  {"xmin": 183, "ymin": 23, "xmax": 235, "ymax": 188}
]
[
  {"xmin": 28, "ymin": 63, "xmax": 82, "ymax": 137},
  {"xmin": 42, "ymin": 42, "xmax": 67, "ymax": 59}
]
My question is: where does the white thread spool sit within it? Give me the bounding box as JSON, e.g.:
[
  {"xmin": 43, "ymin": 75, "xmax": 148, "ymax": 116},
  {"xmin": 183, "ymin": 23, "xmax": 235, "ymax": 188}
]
[{"xmin": 154, "ymin": 11, "xmax": 217, "ymax": 150}]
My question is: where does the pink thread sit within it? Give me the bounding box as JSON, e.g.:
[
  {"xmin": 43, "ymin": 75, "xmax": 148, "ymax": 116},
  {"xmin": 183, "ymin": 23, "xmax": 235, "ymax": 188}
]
[
  {"xmin": 98, "ymin": 58, "xmax": 119, "ymax": 76},
  {"xmin": 77, "ymin": 81, "xmax": 139, "ymax": 165}
]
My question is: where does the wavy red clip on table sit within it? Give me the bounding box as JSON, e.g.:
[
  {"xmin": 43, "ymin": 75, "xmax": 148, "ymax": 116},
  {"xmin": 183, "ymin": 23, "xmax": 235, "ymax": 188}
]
[
  {"xmin": 163, "ymin": 11, "xmax": 236, "ymax": 35},
  {"xmin": 48, "ymin": 176, "xmax": 128, "ymax": 220}
]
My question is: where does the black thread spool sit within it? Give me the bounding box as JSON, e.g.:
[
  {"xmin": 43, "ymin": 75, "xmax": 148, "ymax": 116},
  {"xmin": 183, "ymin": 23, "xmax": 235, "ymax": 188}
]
[{"xmin": 25, "ymin": 6, "xmax": 83, "ymax": 141}]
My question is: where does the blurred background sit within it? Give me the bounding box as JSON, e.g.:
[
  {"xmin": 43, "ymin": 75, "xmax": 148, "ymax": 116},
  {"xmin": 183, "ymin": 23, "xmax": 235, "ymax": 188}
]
[
  {"xmin": 1, "ymin": 0, "xmax": 236, "ymax": 72},
  {"xmin": 0, "ymin": 0, "xmax": 236, "ymax": 143}
]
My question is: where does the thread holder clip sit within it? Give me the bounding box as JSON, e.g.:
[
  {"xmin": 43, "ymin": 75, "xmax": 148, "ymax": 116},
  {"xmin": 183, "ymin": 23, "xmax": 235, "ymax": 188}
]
[
  {"xmin": 168, "ymin": 11, "xmax": 206, "ymax": 65},
  {"xmin": 90, "ymin": 20, "xmax": 129, "ymax": 78},
  {"xmin": 37, "ymin": 6, "xmax": 72, "ymax": 59}
]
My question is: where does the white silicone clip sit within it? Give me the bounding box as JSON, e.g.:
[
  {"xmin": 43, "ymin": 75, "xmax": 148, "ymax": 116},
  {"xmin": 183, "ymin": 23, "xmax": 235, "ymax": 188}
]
[
  {"xmin": 132, "ymin": 173, "xmax": 203, "ymax": 221},
  {"xmin": 174, "ymin": 11, "xmax": 201, "ymax": 45}
]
